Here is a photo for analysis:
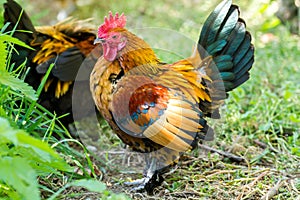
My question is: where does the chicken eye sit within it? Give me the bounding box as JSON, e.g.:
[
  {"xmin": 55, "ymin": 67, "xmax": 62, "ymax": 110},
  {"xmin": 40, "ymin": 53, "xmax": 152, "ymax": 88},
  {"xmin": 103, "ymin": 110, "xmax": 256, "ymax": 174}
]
[{"xmin": 111, "ymin": 35, "xmax": 118, "ymax": 39}]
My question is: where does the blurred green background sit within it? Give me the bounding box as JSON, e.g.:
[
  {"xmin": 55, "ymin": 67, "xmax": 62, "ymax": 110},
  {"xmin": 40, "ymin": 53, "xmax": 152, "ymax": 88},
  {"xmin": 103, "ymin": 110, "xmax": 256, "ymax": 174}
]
[{"xmin": 0, "ymin": 0, "xmax": 283, "ymax": 38}]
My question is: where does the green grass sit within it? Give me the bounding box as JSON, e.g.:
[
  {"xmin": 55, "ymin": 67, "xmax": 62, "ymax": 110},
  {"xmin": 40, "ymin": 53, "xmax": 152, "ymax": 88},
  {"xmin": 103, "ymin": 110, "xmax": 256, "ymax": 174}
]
[
  {"xmin": 0, "ymin": 11, "xmax": 129, "ymax": 200},
  {"xmin": 1, "ymin": 0, "xmax": 300, "ymax": 199}
]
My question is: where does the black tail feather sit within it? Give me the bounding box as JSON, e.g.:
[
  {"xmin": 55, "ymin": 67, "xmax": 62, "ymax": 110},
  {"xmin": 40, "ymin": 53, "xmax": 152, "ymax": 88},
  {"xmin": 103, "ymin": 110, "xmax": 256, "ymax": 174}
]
[
  {"xmin": 197, "ymin": 0, "xmax": 254, "ymax": 118},
  {"xmin": 3, "ymin": 0, "xmax": 37, "ymax": 67},
  {"xmin": 4, "ymin": 0, "xmax": 36, "ymax": 42},
  {"xmin": 198, "ymin": 0, "xmax": 254, "ymax": 92}
]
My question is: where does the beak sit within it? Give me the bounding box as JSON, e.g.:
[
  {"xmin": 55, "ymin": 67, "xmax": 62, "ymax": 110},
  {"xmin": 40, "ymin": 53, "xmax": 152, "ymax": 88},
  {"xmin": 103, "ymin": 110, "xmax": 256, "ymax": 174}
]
[{"xmin": 94, "ymin": 37, "xmax": 105, "ymax": 45}]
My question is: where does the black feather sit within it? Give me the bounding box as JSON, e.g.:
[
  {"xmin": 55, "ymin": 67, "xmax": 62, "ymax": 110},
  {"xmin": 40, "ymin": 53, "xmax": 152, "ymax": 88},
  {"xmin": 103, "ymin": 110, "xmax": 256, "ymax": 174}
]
[
  {"xmin": 197, "ymin": 0, "xmax": 254, "ymax": 118},
  {"xmin": 199, "ymin": 0, "xmax": 232, "ymax": 52},
  {"xmin": 36, "ymin": 47, "xmax": 84, "ymax": 81},
  {"xmin": 198, "ymin": 0, "xmax": 254, "ymax": 92},
  {"xmin": 4, "ymin": 0, "xmax": 36, "ymax": 41}
]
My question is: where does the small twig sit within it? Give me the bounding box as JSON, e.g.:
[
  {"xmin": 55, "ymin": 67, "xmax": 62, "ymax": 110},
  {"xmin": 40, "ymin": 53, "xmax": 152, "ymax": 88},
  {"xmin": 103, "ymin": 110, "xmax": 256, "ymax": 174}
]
[
  {"xmin": 205, "ymin": 169, "xmax": 238, "ymax": 177},
  {"xmin": 253, "ymin": 139, "xmax": 277, "ymax": 153},
  {"xmin": 170, "ymin": 191, "xmax": 200, "ymax": 197},
  {"xmin": 199, "ymin": 144, "xmax": 245, "ymax": 162},
  {"xmin": 260, "ymin": 179, "xmax": 284, "ymax": 200},
  {"xmin": 249, "ymin": 170, "xmax": 270, "ymax": 188},
  {"xmin": 289, "ymin": 178, "xmax": 300, "ymax": 194},
  {"xmin": 237, "ymin": 170, "xmax": 270, "ymax": 200},
  {"xmin": 248, "ymin": 168, "xmax": 271, "ymax": 177}
]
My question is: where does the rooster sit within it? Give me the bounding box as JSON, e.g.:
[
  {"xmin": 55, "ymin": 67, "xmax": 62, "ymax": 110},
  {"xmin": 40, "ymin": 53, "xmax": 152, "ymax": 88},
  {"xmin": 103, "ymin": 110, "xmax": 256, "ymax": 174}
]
[
  {"xmin": 3, "ymin": 0, "xmax": 101, "ymax": 129},
  {"xmin": 90, "ymin": 0, "xmax": 254, "ymax": 193}
]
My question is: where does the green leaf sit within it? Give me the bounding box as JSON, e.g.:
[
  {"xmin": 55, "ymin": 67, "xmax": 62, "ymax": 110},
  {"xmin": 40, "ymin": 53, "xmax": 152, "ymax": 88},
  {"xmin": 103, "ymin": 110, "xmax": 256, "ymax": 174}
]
[
  {"xmin": 261, "ymin": 18, "xmax": 281, "ymax": 31},
  {"xmin": 1, "ymin": 22, "xmax": 11, "ymax": 34},
  {"xmin": 289, "ymin": 114, "xmax": 300, "ymax": 123},
  {"xmin": 0, "ymin": 34, "xmax": 34, "ymax": 72},
  {"xmin": 291, "ymin": 147, "xmax": 300, "ymax": 156},
  {"xmin": 0, "ymin": 34, "xmax": 34, "ymax": 50},
  {"xmin": 36, "ymin": 63, "xmax": 55, "ymax": 98},
  {"xmin": 48, "ymin": 179, "xmax": 107, "ymax": 200},
  {"xmin": 0, "ymin": 157, "xmax": 40, "ymax": 200},
  {"xmin": 0, "ymin": 117, "xmax": 73, "ymax": 172},
  {"xmin": 70, "ymin": 179, "xmax": 107, "ymax": 193},
  {"xmin": 0, "ymin": 141, "xmax": 10, "ymax": 157},
  {"xmin": 283, "ymin": 90, "xmax": 292, "ymax": 100},
  {"xmin": 0, "ymin": 39, "xmax": 7, "ymax": 71},
  {"xmin": 12, "ymin": 147, "xmax": 67, "ymax": 176},
  {"xmin": 0, "ymin": 70, "xmax": 37, "ymax": 100},
  {"xmin": 24, "ymin": 63, "xmax": 55, "ymax": 121}
]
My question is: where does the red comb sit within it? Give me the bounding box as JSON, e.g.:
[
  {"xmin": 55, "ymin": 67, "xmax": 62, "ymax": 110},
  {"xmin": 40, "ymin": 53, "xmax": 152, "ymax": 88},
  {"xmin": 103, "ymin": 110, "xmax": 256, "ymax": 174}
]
[{"xmin": 98, "ymin": 11, "xmax": 126, "ymax": 38}]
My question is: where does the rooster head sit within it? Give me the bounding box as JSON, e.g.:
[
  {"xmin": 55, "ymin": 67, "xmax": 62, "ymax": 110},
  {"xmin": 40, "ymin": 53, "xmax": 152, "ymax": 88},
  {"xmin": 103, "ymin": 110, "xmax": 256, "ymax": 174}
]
[{"xmin": 95, "ymin": 11, "xmax": 127, "ymax": 61}]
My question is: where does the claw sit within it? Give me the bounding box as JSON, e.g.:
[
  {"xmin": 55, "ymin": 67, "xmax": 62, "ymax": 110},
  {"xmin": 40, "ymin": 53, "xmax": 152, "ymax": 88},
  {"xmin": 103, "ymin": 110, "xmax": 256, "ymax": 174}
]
[
  {"xmin": 124, "ymin": 178, "xmax": 146, "ymax": 186},
  {"xmin": 123, "ymin": 157, "xmax": 165, "ymax": 193},
  {"xmin": 124, "ymin": 176, "xmax": 150, "ymax": 192},
  {"xmin": 124, "ymin": 178, "xmax": 147, "ymax": 192},
  {"xmin": 124, "ymin": 173, "xmax": 164, "ymax": 193}
]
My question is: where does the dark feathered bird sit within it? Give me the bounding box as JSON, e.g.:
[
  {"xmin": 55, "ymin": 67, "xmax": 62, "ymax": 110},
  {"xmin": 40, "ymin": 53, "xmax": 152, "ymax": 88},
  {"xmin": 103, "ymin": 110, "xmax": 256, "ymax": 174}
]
[
  {"xmin": 91, "ymin": 0, "xmax": 254, "ymax": 193},
  {"xmin": 3, "ymin": 0, "xmax": 101, "ymax": 129}
]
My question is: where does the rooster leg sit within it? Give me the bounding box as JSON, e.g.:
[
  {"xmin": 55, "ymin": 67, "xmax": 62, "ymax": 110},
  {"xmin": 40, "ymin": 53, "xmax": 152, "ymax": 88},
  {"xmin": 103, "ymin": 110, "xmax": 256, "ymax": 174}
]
[{"xmin": 124, "ymin": 157, "xmax": 164, "ymax": 193}]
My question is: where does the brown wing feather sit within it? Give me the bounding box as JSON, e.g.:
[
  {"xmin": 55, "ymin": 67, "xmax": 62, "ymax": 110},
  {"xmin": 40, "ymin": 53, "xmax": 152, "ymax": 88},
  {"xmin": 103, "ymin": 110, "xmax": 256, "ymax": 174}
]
[{"xmin": 109, "ymin": 64, "xmax": 207, "ymax": 152}]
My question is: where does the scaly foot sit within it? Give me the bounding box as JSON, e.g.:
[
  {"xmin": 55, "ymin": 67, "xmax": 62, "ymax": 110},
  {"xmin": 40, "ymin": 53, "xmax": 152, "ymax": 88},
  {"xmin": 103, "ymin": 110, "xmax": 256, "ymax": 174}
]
[{"xmin": 124, "ymin": 172, "xmax": 163, "ymax": 194}]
